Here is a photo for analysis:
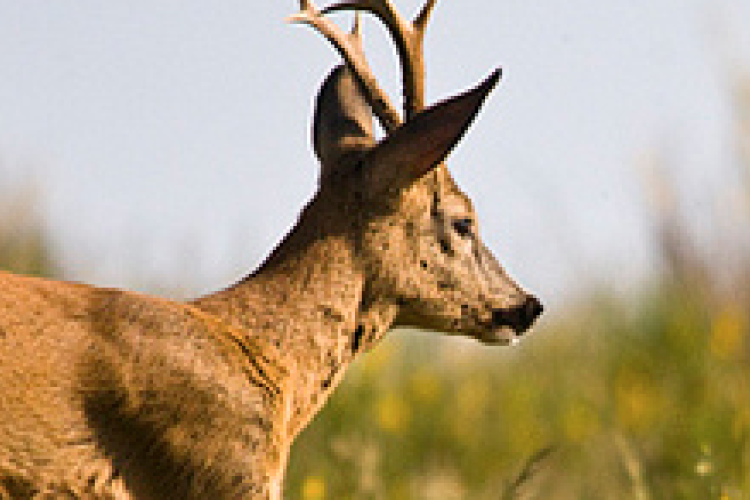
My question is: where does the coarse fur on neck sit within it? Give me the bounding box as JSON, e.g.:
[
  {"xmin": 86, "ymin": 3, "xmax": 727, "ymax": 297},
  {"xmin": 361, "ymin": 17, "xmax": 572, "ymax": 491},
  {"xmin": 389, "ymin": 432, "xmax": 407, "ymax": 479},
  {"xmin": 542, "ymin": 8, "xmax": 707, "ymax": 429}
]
[{"xmin": 193, "ymin": 167, "xmax": 403, "ymax": 440}]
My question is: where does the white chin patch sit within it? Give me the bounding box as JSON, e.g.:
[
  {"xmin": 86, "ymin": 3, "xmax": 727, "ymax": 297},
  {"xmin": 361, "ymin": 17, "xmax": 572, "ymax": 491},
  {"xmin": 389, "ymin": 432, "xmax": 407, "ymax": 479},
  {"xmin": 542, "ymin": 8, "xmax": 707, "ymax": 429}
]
[{"xmin": 479, "ymin": 327, "xmax": 520, "ymax": 346}]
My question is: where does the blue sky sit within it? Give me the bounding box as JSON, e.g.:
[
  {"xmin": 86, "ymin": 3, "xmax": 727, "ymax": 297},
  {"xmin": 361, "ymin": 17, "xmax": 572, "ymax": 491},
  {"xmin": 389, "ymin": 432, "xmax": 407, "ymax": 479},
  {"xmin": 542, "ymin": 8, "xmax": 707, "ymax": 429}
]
[{"xmin": 1, "ymin": 0, "xmax": 748, "ymax": 305}]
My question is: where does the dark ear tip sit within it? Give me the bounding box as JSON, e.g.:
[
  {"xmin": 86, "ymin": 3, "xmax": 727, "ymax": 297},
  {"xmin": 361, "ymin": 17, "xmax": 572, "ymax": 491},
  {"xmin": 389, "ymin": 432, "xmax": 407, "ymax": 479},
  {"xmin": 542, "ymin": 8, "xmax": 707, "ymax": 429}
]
[{"xmin": 480, "ymin": 67, "xmax": 502, "ymax": 94}]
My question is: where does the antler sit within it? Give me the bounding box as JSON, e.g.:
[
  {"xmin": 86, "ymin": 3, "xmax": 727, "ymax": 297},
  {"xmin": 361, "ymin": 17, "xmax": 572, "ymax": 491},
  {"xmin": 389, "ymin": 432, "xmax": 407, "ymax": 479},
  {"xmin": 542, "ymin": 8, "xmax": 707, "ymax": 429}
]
[
  {"xmin": 289, "ymin": 0, "xmax": 402, "ymax": 132},
  {"xmin": 322, "ymin": 0, "xmax": 436, "ymax": 121}
]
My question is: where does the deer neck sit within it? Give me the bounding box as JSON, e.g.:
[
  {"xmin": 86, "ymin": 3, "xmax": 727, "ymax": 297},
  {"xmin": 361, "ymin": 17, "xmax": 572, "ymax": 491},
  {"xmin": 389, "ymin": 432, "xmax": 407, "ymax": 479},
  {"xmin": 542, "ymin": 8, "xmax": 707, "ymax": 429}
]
[{"xmin": 193, "ymin": 196, "xmax": 398, "ymax": 437}]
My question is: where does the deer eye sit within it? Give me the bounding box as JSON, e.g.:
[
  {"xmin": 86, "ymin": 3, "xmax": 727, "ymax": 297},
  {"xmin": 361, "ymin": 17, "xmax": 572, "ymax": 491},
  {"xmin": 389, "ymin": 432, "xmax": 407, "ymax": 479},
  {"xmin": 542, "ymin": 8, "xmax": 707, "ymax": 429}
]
[{"xmin": 452, "ymin": 218, "xmax": 474, "ymax": 238}]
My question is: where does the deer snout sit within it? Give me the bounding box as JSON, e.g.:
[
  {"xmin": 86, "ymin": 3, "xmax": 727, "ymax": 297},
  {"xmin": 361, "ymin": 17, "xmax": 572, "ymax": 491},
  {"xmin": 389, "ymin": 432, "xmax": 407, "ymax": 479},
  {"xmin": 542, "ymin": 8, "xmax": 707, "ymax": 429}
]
[{"xmin": 491, "ymin": 295, "xmax": 543, "ymax": 335}]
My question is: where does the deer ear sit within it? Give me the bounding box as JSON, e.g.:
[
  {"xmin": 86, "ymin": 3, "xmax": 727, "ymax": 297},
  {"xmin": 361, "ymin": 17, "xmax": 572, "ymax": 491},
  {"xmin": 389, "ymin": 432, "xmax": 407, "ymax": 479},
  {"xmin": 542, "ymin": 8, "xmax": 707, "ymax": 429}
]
[
  {"xmin": 313, "ymin": 65, "xmax": 376, "ymax": 179},
  {"xmin": 363, "ymin": 69, "xmax": 501, "ymax": 195}
]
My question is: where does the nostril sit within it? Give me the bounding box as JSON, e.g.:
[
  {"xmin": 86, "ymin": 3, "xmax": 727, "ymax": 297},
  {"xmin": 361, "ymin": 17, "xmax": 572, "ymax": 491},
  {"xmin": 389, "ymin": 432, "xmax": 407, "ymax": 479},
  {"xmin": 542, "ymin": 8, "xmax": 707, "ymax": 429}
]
[{"xmin": 524, "ymin": 296, "xmax": 543, "ymax": 324}]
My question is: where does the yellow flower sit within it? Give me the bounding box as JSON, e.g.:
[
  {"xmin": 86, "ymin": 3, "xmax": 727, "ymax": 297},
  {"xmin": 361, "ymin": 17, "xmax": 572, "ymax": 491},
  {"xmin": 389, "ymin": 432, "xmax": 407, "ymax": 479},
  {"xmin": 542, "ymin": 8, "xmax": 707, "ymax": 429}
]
[
  {"xmin": 615, "ymin": 369, "xmax": 657, "ymax": 431},
  {"xmin": 710, "ymin": 305, "xmax": 746, "ymax": 361},
  {"xmin": 302, "ymin": 475, "xmax": 326, "ymax": 500},
  {"xmin": 409, "ymin": 369, "xmax": 441, "ymax": 404},
  {"xmin": 377, "ymin": 392, "xmax": 410, "ymax": 434}
]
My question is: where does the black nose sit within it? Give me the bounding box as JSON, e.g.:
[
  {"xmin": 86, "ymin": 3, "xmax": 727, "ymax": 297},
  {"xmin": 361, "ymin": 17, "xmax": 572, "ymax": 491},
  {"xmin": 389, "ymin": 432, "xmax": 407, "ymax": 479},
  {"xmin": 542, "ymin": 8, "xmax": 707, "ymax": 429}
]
[{"xmin": 492, "ymin": 296, "xmax": 543, "ymax": 335}]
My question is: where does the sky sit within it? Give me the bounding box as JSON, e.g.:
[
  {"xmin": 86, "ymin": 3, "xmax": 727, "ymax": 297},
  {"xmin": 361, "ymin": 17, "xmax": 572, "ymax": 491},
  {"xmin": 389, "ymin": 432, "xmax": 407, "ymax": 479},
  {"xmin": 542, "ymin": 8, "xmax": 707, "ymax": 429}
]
[{"xmin": 1, "ymin": 0, "xmax": 749, "ymax": 306}]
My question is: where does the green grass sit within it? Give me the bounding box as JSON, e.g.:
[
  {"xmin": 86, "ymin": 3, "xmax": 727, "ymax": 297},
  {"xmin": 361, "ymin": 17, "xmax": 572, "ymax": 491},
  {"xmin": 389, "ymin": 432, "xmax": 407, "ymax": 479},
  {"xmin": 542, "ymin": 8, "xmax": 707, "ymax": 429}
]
[{"xmin": 285, "ymin": 286, "xmax": 749, "ymax": 499}]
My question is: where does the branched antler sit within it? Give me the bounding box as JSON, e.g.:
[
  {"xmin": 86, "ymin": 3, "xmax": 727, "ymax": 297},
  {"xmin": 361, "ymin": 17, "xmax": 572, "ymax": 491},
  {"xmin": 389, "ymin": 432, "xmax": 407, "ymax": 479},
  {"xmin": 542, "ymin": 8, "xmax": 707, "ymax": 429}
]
[
  {"xmin": 289, "ymin": 0, "xmax": 437, "ymax": 130},
  {"xmin": 322, "ymin": 0, "xmax": 436, "ymax": 121},
  {"xmin": 288, "ymin": 0, "xmax": 402, "ymax": 132}
]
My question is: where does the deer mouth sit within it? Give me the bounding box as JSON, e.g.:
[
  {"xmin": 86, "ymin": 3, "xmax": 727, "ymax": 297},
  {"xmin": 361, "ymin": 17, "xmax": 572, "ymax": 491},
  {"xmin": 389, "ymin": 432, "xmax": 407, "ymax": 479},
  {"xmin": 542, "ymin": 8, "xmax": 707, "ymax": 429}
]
[{"xmin": 478, "ymin": 326, "xmax": 522, "ymax": 346}]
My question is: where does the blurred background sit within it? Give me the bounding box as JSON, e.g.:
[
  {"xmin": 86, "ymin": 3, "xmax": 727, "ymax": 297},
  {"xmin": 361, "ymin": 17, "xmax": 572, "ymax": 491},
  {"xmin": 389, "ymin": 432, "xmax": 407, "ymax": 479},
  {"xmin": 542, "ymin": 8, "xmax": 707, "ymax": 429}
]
[{"xmin": 1, "ymin": 0, "xmax": 749, "ymax": 497}]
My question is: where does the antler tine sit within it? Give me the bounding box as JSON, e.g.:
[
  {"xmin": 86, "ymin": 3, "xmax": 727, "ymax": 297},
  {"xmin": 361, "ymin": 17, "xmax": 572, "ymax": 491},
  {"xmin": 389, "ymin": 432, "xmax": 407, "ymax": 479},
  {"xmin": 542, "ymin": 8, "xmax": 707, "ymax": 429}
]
[
  {"xmin": 322, "ymin": 0, "xmax": 437, "ymax": 121},
  {"xmin": 413, "ymin": 0, "xmax": 437, "ymax": 33},
  {"xmin": 288, "ymin": 1, "xmax": 402, "ymax": 132}
]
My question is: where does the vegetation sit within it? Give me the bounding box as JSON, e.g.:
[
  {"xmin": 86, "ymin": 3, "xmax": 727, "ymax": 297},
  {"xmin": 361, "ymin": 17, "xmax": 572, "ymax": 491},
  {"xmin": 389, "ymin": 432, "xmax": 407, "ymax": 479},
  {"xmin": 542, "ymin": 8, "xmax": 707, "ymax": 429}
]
[
  {"xmin": 283, "ymin": 275, "xmax": 748, "ymax": 499},
  {"xmin": 284, "ymin": 282, "xmax": 748, "ymax": 499},
  {"xmin": 0, "ymin": 175, "xmax": 58, "ymax": 278}
]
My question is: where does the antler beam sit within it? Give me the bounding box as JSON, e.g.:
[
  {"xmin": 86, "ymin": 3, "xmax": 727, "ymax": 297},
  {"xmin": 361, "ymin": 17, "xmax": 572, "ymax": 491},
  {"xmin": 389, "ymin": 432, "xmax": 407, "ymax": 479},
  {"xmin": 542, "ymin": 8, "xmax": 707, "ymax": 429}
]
[
  {"xmin": 322, "ymin": 0, "xmax": 436, "ymax": 120},
  {"xmin": 289, "ymin": 0, "xmax": 402, "ymax": 132}
]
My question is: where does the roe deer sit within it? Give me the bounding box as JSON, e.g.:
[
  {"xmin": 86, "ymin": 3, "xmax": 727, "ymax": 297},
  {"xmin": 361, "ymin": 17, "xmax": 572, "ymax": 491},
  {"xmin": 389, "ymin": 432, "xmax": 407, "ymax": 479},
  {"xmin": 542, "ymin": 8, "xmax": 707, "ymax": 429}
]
[{"xmin": 0, "ymin": 1, "xmax": 542, "ymax": 498}]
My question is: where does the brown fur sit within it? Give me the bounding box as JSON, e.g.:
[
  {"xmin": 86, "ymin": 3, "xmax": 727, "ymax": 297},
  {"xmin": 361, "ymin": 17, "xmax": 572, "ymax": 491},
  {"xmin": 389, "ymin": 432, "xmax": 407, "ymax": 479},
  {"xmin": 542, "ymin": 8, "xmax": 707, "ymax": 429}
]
[{"xmin": 0, "ymin": 3, "xmax": 541, "ymax": 498}]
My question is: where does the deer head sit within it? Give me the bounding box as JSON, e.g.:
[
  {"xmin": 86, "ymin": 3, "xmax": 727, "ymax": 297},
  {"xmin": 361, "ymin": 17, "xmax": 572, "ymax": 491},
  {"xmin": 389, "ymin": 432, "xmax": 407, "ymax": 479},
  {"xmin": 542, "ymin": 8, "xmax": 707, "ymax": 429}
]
[{"xmin": 291, "ymin": 0, "xmax": 542, "ymax": 346}]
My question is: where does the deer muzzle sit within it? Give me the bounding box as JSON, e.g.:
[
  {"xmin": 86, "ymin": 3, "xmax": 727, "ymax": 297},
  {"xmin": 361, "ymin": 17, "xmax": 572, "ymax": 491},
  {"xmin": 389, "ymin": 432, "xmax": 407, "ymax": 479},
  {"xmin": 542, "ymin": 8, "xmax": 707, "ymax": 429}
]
[{"xmin": 482, "ymin": 295, "xmax": 543, "ymax": 345}]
